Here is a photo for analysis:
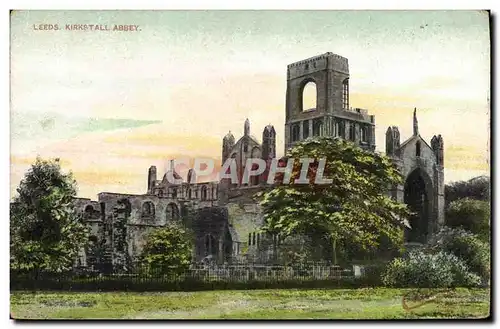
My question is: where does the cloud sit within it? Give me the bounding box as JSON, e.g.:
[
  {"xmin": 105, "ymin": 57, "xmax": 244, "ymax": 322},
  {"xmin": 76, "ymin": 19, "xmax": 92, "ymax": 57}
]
[{"xmin": 11, "ymin": 111, "xmax": 161, "ymax": 153}]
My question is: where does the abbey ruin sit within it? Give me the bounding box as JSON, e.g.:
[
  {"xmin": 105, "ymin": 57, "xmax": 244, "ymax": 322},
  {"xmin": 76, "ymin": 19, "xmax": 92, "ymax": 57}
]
[{"xmin": 74, "ymin": 52, "xmax": 445, "ymax": 270}]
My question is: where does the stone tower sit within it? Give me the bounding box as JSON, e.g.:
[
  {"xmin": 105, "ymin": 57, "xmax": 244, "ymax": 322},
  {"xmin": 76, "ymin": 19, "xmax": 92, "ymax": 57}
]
[
  {"xmin": 284, "ymin": 52, "xmax": 375, "ymax": 152},
  {"xmin": 431, "ymin": 134, "xmax": 445, "ymax": 228},
  {"xmin": 221, "ymin": 131, "xmax": 235, "ymax": 164},
  {"xmin": 385, "ymin": 126, "xmax": 401, "ymax": 157},
  {"xmin": 147, "ymin": 165, "xmax": 157, "ymax": 194},
  {"xmin": 262, "ymin": 125, "xmax": 276, "ymax": 160}
]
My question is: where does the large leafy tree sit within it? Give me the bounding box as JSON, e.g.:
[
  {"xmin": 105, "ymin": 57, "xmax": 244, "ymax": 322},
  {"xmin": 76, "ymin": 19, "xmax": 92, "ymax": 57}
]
[
  {"xmin": 140, "ymin": 224, "xmax": 193, "ymax": 275},
  {"xmin": 258, "ymin": 136, "xmax": 411, "ymax": 264},
  {"xmin": 10, "ymin": 157, "xmax": 89, "ymax": 272}
]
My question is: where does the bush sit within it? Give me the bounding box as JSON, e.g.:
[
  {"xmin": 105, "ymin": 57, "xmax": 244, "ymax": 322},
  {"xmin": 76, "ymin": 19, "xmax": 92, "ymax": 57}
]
[
  {"xmin": 426, "ymin": 227, "xmax": 490, "ymax": 282},
  {"xmin": 446, "ymin": 198, "xmax": 490, "ymax": 242},
  {"xmin": 360, "ymin": 263, "xmax": 386, "ymax": 286},
  {"xmin": 140, "ymin": 224, "xmax": 193, "ymax": 276},
  {"xmin": 382, "ymin": 250, "xmax": 481, "ymax": 288}
]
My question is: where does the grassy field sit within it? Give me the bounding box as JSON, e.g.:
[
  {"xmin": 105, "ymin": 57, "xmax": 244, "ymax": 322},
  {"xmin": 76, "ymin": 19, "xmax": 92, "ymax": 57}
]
[{"xmin": 11, "ymin": 288, "xmax": 490, "ymax": 320}]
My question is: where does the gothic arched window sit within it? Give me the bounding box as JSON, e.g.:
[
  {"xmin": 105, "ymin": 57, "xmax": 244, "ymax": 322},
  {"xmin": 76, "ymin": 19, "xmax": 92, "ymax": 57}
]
[
  {"xmin": 342, "ymin": 78, "xmax": 349, "ymax": 109},
  {"xmin": 335, "ymin": 121, "xmax": 345, "ymax": 137},
  {"xmin": 313, "ymin": 119, "xmax": 323, "ymax": 137},
  {"xmin": 291, "ymin": 124, "xmax": 300, "ymax": 142},
  {"xmin": 416, "ymin": 141, "xmax": 421, "ymax": 157},
  {"xmin": 83, "ymin": 205, "xmax": 94, "ymax": 219},
  {"xmin": 349, "ymin": 123, "xmax": 356, "ymax": 141},
  {"xmin": 201, "ymin": 186, "xmax": 208, "ymax": 201},
  {"xmin": 84, "ymin": 205, "xmax": 93, "ymax": 214},
  {"xmin": 141, "ymin": 201, "xmax": 155, "ymax": 217},
  {"xmin": 360, "ymin": 126, "xmax": 368, "ymax": 142},
  {"xmin": 303, "ymin": 120, "xmax": 310, "ymax": 139},
  {"xmin": 166, "ymin": 203, "xmax": 179, "ymax": 221}
]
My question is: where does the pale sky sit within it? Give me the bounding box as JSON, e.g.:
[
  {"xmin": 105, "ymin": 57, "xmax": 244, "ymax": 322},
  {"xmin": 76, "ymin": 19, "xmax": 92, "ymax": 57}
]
[{"xmin": 10, "ymin": 10, "xmax": 490, "ymax": 199}]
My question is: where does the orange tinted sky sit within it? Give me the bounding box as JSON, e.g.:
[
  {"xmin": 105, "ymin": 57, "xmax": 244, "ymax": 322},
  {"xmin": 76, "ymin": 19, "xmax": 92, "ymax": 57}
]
[{"xmin": 10, "ymin": 10, "xmax": 490, "ymax": 199}]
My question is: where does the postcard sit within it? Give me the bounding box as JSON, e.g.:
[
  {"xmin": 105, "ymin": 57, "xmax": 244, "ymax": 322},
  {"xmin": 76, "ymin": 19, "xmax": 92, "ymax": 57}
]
[{"xmin": 10, "ymin": 10, "xmax": 491, "ymax": 320}]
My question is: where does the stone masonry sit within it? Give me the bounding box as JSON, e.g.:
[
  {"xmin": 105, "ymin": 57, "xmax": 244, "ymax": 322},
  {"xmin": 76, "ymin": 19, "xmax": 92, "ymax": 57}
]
[{"xmin": 74, "ymin": 52, "xmax": 445, "ymax": 270}]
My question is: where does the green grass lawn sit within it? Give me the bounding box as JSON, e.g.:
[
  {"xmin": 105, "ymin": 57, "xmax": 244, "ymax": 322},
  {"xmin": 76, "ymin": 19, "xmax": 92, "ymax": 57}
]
[{"xmin": 11, "ymin": 288, "xmax": 490, "ymax": 320}]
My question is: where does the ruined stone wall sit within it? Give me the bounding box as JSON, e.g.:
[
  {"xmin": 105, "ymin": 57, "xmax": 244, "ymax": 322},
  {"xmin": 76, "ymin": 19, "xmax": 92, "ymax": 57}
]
[
  {"xmin": 191, "ymin": 206, "xmax": 229, "ymax": 262},
  {"xmin": 74, "ymin": 191, "xmax": 232, "ymax": 267},
  {"xmin": 397, "ymin": 136, "xmax": 444, "ymax": 239},
  {"xmin": 225, "ymin": 196, "xmax": 265, "ymax": 262},
  {"xmin": 399, "ymin": 138, "xmax": 436, "ymax": 183},
  {"xmin": 126, "ymin": 225, "xmax": 159, "ymax": 260},
  {"xmin": 98, "ymin": 192, "xmax": 184, "ymax": 227}
]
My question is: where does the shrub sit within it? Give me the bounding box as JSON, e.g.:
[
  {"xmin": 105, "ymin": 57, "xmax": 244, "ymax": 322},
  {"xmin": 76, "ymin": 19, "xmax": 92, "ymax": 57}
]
[
  {"xmin": 446, "ymin": 198, "xmax": 490, "ymax": 242},
  {"xmin": 382, "ymin": 250, "xmax": 481, "ymax": 288},
  {"xmin": 140, "ymin": 224, "xmax": 193, "ymax": 276},
  {"xmin": 426, "ymin": 227, "xmax": 490, "ymax": 282},
  {"xmin": 360, "ymin": 263, "xmax": 386, "ymax": 286}
]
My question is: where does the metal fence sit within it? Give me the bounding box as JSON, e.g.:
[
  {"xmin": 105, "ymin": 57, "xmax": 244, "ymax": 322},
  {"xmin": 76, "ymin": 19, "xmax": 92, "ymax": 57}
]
[
  {"xmin": 184, "ymin": 263, "xmax": 354, "ymax": 281},
  {"xmin": 11, "ymin": 262, "xmax": 365, "ymax": 292}
]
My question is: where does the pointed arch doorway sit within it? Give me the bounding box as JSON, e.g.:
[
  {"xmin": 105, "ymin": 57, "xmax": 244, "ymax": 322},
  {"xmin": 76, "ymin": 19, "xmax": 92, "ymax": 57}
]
[{"xmin": 404, "ymin": 168, "xmax": 433, "ymax": 243}]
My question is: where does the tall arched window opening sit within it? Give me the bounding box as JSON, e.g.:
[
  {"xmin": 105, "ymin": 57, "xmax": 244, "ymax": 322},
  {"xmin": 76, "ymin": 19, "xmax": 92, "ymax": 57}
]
[
  {"xmin": 342, "ymin": 79, "xmax": 349, "ymax": 109},
  {"xmin": 302, "ymin": 81, "xmax": 317, "ymax": 111}
]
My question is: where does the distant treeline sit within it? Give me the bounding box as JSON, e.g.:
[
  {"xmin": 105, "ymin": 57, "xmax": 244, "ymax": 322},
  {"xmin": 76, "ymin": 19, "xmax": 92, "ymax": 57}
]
[{"xmin": 445, "ymin": 176, "xmax": 490, "ymax": 206}]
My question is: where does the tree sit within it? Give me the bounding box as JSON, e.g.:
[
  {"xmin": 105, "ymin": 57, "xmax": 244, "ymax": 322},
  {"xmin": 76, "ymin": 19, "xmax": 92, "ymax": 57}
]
[
  {"xmin": 257, "ymin": 136, "xmax": 411, "ymax": 264},
  {"xmin": 446, "ymin": 198, "xmax": 490, "ymax": 242},
  {"xmin": 445, "ymin": 176, "xmax": 490, "ymax": 206},
  {"xmin": 10, "ymin": 157, "xmax": 89, "ymax": 272},
  {"xmin": 140, "ymin": 224, "xmax": 193, "ymax": 276}
]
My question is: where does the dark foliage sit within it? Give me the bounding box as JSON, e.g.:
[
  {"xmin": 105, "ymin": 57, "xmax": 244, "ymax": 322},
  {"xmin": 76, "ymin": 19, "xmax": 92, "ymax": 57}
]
[{"xmin": 445, "ymin": 176, "xmax": 490, "ymax": 206}]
